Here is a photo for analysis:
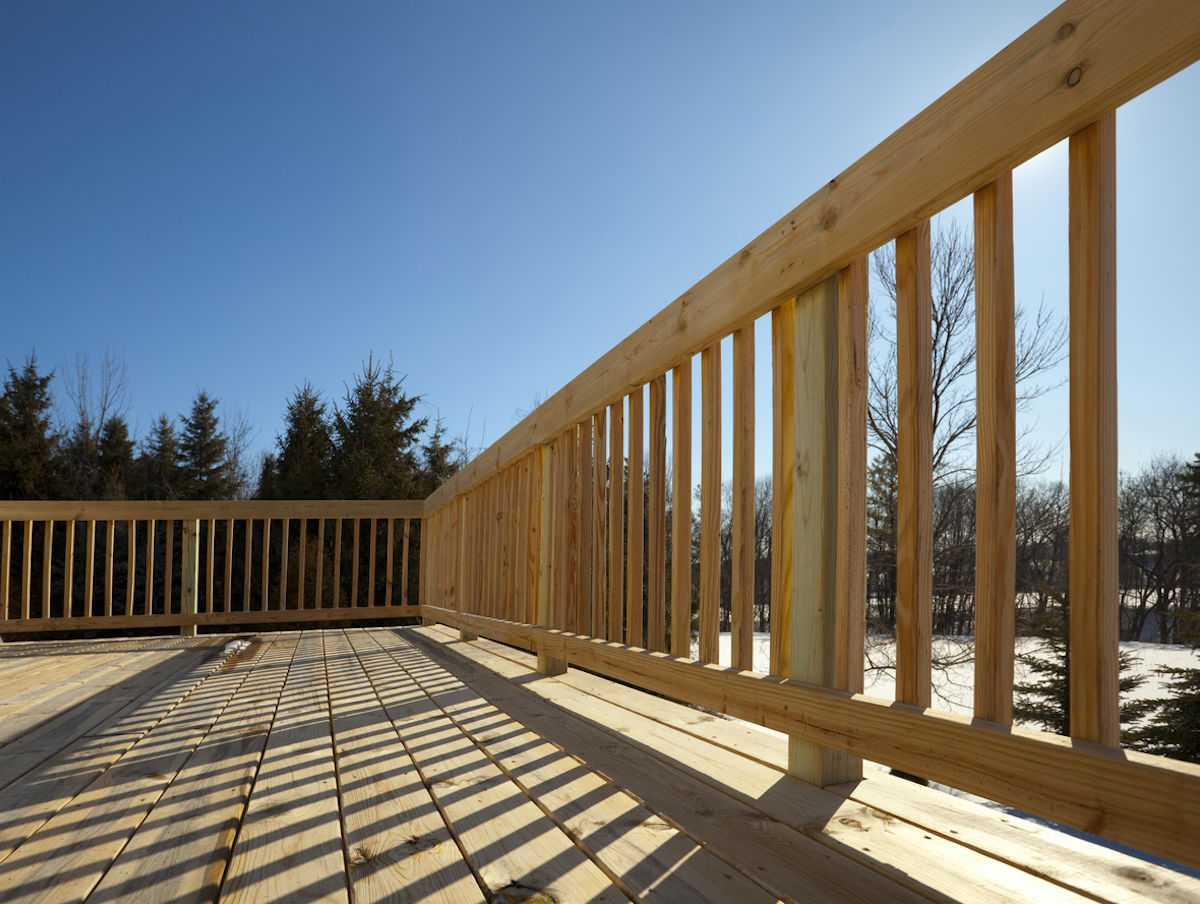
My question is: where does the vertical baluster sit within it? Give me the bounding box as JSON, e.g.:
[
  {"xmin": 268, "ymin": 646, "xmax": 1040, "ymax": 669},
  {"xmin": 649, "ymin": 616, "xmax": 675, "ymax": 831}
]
[
  {"xmin": 64, "ymin": 521, "xmax": 75, "ymax": 618},
  {"xmin": 771, "ymin": 303, "xmax": 796, "ymax": 678},
  {"xmin": 206, "ymin": 519, "xmax": 216, "ymax": 614},
  {"xmin": 537, "ymin": 441, "xmax": 566, "ymax": 675},
  {"xmin": 579, "ymin": 417, "xmax": 594, "ymax": 635},
  {"xmin": 1069, "ymin": 112, "xmax": 1119, "ymax": 747},
  {"xmin": 243, "ymin": 520, "xmax": 253, "ymax": 612},
  {"xmin": 43, "ymin": 520, "xmax": 54, "ymax": 618},
  {"xmin": 402, "ymin": 518, "xmax": 411, "ymax": 607},
  {"xmin": 281, "ymin": 517, "xmax": 291, "ymax": 609},
  {"xmin": 333, "ymin": 518, "xmax": 343, "ymax": 609},
  {"xmin": 104, "ymin": 521, "xmax": 114, "ymax": 619},
  {"xmin": 144, "ymin": 519, "xmax": 155, "ymax": 615},
  {"xmin": 592, "ymin": 410, "xmax": 608, "ymax": 639},
  {"xmin": 896, "ymin": 220, "xmax": 934, "ymax": 708},
  {"xmin": 353, "ymin": 517, "xmax": 363, "ymax": 607},
  {"xmin": 0, "ymin": 521, "xmax": 9, "ymax": 621},
  {"xmin": 165, "ymin": 520, "xmax": 175, "ymax": 614},
  {"xmin": 84, "ymin": 520, "xmax": 95, "ymax": 617},
  {"xmin": 298, "ymin": 518, "xmax": 307, "ymax": 609},
  {"xmin": 316, "ymin": 518, "xmax": 325, "ymax": 608},
  {"xmin": 975, "ymin": 174, "xmax": 1017, "ymax": 724},
  {"xmin": 554, "ymin": 433, "xmax": 570, "ymax": 632},
  {"xmin": 386, "ymin": 517, "xmax": 396, "ymax": 606},
  {"xmin": 732, "ymin": 327, "xmax": 755, "ymax": 670},
  {"xmin": 566, "ymin": 429, "xmax": 581, "ymax": 634},
  {"xmin": 608, "ymin": 399, "xmax": 625, "ymax": 642},
  {"xmin": 837, "ymin": 257, "xmax": 870, "ymax": 705},
  {"xmin": 671, "ymin": 359, "xmax": 693, "ymax": 658},
  {"xmin": 519, "ymin": 457, "xmax": 533, "ymax": 623},
  {"xmin": 23, "ymin": 520, "xmax": 34, "ymax": 620},
  {"xmin": 627, "ymin": 388, "xmax": 645, "ymax": 647},
  {"xmin": 261, "ymin": 518, "xmax": 271, "ymax": 611},
  {"xmin": 182, "ymin": 520, "xmax": 199, "ymax": 637},
  {"xmin": 699, "ymin": 342, "xmax": 721, "ymax": 663},
  {"xmin": 224, "ymin": 519, "xmax": 234, "ymax": 613},
  {"xmin": 126, "ymin": 520, "xmax": 136, "ymax": 617},
  {"xmin": 368, "ymin": 517, "xmax": 377, "ymax": 608},
  {"xmin": 648, "ymin": 375, "xmax": 667, "ymax": 653}
]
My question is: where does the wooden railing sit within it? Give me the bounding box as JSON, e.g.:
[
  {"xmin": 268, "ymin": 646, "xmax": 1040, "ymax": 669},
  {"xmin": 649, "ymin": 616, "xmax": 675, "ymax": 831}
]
[
  {"xmin": 420, "ymin": 0, "xmax": 1200, "ymax": 873},
  {"xmin": 0, "ymin": 500, "xmax": 424, "ymax": 633}
]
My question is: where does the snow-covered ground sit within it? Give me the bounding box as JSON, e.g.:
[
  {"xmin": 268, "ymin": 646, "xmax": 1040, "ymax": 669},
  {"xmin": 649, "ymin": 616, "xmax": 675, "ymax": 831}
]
[{"xmin": 689, "ymin": 632, "xmax": 1200, "ymax": 876}]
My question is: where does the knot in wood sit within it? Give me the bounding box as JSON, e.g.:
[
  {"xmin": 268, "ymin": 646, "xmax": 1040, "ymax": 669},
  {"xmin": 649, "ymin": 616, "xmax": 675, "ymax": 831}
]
[
  {"xmin": 1056, "ymin": 22, "xmax": 1075, "ymax": 42},
  {"xmin": 1067, "ymin": 66, "xmax": 1083, "ymax": 87}
]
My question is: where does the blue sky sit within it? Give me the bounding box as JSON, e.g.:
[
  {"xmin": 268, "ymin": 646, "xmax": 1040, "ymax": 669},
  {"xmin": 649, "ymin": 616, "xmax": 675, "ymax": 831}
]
[{"xmin": 2, "ymin": 1, "xmax": 1197, "ymax": 485}]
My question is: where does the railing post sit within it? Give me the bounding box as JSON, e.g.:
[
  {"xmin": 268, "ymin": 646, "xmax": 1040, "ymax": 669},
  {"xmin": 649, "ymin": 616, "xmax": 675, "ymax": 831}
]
[
  {"xmin": 786, "ymin": 273, "xmax": 861, "ymax": 787},
  {"xmin": 537, "ymin": 440, "xmax": 567, "ymax": 676},
  {"xmin": 181, "ymin": 519, "xmax": 199, "ymax": 637}
]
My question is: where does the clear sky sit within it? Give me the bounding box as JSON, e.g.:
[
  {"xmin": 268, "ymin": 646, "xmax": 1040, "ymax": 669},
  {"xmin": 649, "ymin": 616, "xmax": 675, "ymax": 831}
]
[{"xmin": 3, "ymin": 1, "xmax": 1197, "ymax": 486}]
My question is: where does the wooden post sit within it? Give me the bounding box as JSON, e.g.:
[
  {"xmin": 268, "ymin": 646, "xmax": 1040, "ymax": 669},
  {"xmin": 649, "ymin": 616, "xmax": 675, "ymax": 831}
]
[
  {"xmin": 770, "ymin": 304, "xmax": 795, "ymax": 679},
  {"xmin": 670, "ymin": 360, "xmax": 692, "ymax": 657},
  {"xmin": 699, "ymin": 342, "xmax": 721, "ymax": 664},
  {"xmin": 538, "ymin": 441, "xmax": 567, "ymax": 675},
  {"xmin": 1069, "ymin": 112, "xmax": 1119, "ymax": 747},
  {"xmin": 731, "ymin": 326, "xmax": 755, "ymax": 671},
  {"xmin": 896, "ymin": 220, "xmax": 934, "ymax": 708},
  {"xmin": 787, "ymin": 275, "xmax": 858, "ymax": 786},
  {"xmin": 974, "ymin": 174, "xmax": 1017, "ymax": 725},
  {"xmin": 181, "ymin": 519, "xmax": 199, "ymax": 637}
]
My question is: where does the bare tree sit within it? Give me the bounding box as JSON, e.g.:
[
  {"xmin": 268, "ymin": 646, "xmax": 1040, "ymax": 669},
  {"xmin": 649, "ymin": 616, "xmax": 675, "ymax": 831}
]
[{"xmin": 869, "ymin": 221, "xmax": 1067, "ymax": 480}]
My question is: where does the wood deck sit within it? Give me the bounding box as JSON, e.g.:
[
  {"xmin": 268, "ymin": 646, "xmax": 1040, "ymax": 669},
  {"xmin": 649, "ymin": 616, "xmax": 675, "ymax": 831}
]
[{"xmin": 0, "ymin": 627, "xmax": 1195, "ymax": 904}]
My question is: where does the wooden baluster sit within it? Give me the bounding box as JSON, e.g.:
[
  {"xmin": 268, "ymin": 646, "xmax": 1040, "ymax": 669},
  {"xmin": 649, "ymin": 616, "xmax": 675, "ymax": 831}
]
[
  {"xmin": 368, "ymin": 517, "xmax": 377, "ymax": 608},
  {"xmin": 165, "ymin": 520, "xmax": 175, "ymax": 614},
  {"xmin": 608, "ymin": 399, "xmax": 625, "ymax": 643},
  {"xmin": 84, "ymin": 520, "xmax": 95, "ymax": 617},
  {"xmin": 298, "ymin": 517, "xmax": 307, "ymax": 609},
  {"xmin": 896, "ymin": 220, "xmax": 934, "ymax": 709},
  {"xmin": 671, "ymin": 359, "xmax": 693, "ymax": 658},
  {"xmin": 626, "ymin": 387, "xmax": 645, "ymax": 647},
  {"xmin": 43, "ymin": 520, "xmax": 54, "ymax": 618},
  {"xmin": 592, "ymin": 410, "xmax": 608, "ymax": 639},
  {"xmin": 386, "ymin": 517, "xmax": 396, "ymax": 606},
  {"xmin": 648, "ymin": 375, "xmax": 667, "ymax": 653},
  {"xmin": 352, "ymin": 518, "xmax": 362, "ymax": 608},
  {"xmin": 181, "ymin": 520, "xmax": 199, "ymax": 637},
  {"xmin": 401, "ymin": 518, "xmax": 411, "ymax": 607},
  {"xmin": 64, "ymin": 521, "xmax": 75, "ymax": 618},
  {"xmin": 699, "ymin": 342, "xmax": 722, "ymax": 664},
  {"xmin": 579, "ymin": 416, "xmax": 594, "ymax": 636},
  {"xmin": 225, "ymin": 519, "xmax": 234, "ymax": 613},
  {"xmin": 555, "ymin": 433, "xmax": 571, "ymax": 633},
  {"xmin": 316, "ymin": 518, "xmax": 325, "ymax": 608},
  {"xmin": 281, "ymin": 517, "xmax": 291, "ymax": 609},
  {"xmin": 537, "ymin": 441, "xmax": 566, "ymax": 675},
  {"xmin": 243, "ymin": 520, "xmax": 253, "ymax": 612},
  {"xmin": 0, "ymin": 521, "xmax": 9, "ymax": 621},
  {"xmin": 975, "ymin": 174, "xmax": 1017, "ymax": 725},
  {"xmin": 837, "ymin": 257, "xmax": 869, "ymax": 705},
  {"xmin": 732, "ymin": 327, "xmax": 755, "ymax": 670},
  {"xmin": 126, "ymin": 520, "xmax": 136, "ymax": 617},
  {"xmin": 333, "ymin": 518, "xmax": 343, "ymax": 609},
  {"xmin": 261, "ymin": 519, "xmax": 272, "ymax": 611},
  {"xmin": 104, "ymin": 521, "xmax": 114, "ymax": 619},
  {"xmin": 144, "ymin": 519, "xmax": 154, "ymax": 615},
  {"xmin": 1070, "ymin": 112, "xmax": 1119, "ymax": 747},
  {"xmin": 206, "ymin": 519, "xmax": 216, "ymax": 613},
  {"xmin": 771, "ymin": 302, "xmax": 796, "ymax": 678}
]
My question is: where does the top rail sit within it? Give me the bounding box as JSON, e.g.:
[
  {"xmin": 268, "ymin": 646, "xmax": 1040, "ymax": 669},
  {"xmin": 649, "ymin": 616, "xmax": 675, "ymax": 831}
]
[
  {"xmin": 0, "ymin": 500, "xmax": 426, "ymax": 521},
  {"xmin": 425, "ymin": 0, "xmax": 1200, "ymax": 512}
]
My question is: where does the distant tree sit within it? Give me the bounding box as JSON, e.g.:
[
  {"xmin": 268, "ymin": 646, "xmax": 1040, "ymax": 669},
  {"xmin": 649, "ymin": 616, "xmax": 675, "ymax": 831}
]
[
  {"xmin": 416, "ymin": 418, "xmax": 459, "ymax": 496},
  {"xmin": 179, "ymin": 391, "xmax": 232, "ymax": 500},
  {"xmin": 265, "ymin": 382, "xmax": 334, "ymax": 500},
  {"xmin": 0, "ymin": 353, "xmax": 57, "ymax": 499},
  {"xmin": 137, "ymin": 414, "xmax": 184, "ymax": 499},
  {"xmin": 53, "ymin": 351, "xmax": 130, "ymax": 499},
  {"xmin": 330, "ymin": 356, "xmax": 427, "ymax": 500},
  {"xmin": 96, "ymin": 416, "xmax": 135, "ymax": 499}
]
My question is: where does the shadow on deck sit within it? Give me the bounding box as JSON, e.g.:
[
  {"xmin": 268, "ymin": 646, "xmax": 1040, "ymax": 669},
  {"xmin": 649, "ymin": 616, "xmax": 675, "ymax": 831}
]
[{"xmin": 0, "ymin": 627, "xmax": 1194, "ymax": 904}]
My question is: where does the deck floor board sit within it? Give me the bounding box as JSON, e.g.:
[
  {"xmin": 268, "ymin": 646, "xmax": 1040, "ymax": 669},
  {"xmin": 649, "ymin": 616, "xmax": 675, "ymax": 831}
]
[{"xmin": 0, "ymin": 627, "xmax": 1193, "ymax": 904}]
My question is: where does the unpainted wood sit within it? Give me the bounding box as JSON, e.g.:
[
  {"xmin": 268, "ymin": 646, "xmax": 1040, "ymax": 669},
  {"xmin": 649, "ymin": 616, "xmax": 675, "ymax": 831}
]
[
  {"xmin": 731, "ymin": 327, "xmax": 755, "ymax": 671},
  {"xmin": 647, "ymin": 374, "xmax": 667, "ymax": 653},
  {"xmin": 770, "ymin": 304, "xmax": 795, "ymax": 678},
  {"xmin": 608, "ymin": 398, "xmax": 625, "ymax": 643},
  {"xmin": 626, "ymin": 387, "xmax": 645, "ymax": 647},
  {"xmin": 699, "ymin": 342, "xmax": 721, "ymax": 664},
  {"xmin": 591, "ymin": 412, "xmax": 607, "ymax": 639},
  {"xmin": 895, "ymin": 221, "xmax": 934, "ymax": 708},
  {"xmin": 974, "ymin": 174, "xmax": 1018, "ymax": 724},
  {"xmin": 579, "ymin": 415, "xmax": 594, "ymax": 636},
  {"xmin": 670, "ymin": 360, "xmax": 692, "ymax": 658},
  {"xmin": 1069, "ymin": 112, "xmax": 1119, "ymax": 747}
]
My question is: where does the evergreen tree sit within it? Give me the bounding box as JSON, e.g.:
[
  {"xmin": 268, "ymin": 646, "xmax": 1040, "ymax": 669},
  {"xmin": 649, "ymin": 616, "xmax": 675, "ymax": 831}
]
[
  {"xmin": 180, "ymin": 391, "xmax": 231, "ymax": 500},
  {"xmin": 138, "ymin": 414, "xmax": 184, "ymax": 499},
  {"xmin": 97, "ymin": 416, "xmax": 135, "ymax": 499},
  {"xmin": 268, "ymin": 382, "xmax": 334, "ymax": 499},
  {"xmin": 331, "ymin": 356, "xmax": 427, "ymax": 500},
  {"xmin": 1014, "ymin": 591, "xmax": 1150, "ymax": 743},
  {"xmin": 0, "ymin": 354, "xmax": 57, "ymax": 500},
  {"xmin": 416, "ymin": 418, "xmax": 459, "ymax": 496}
]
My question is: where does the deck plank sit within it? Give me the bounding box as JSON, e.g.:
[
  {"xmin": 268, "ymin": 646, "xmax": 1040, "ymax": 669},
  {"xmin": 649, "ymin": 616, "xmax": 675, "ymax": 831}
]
[
  {"xmin": 405, "ymin": 629, "xmax": 938, "ymax": 904},
  {"xmin": 220, "ymin": 632, "xmax": 349, "ymax": 904},
  {"xmin": 447, "ymin": 628, "xmax": 1200, "ymax": 904},
  {"xmin": 359, "ymin": 631, "xmax": 628, "ymax": 904},
  {"xmin": 85, "ymin": 634, "xmax": 294, "ymax": 904},
  {"xmin": 329, "ymin": 629, "xmax": 485, "ymax": 904},
  {"xmin": 0, "ymin": 636, "xmax": 266, "ymax": 903},
  {"xmin": 369, "ymin": 628, "xmax": 787, "ymax": 904}
]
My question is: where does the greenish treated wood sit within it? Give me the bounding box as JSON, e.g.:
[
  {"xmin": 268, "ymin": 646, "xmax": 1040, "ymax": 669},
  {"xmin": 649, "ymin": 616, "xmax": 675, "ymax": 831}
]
[{"xmin": 181, "ymin": 519, "xmax": 199, "ymax": 637}]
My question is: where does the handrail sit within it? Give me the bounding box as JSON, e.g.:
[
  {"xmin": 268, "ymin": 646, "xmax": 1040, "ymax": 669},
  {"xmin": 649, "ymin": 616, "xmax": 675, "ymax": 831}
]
[{"xmin": 418, "ymin": 0, "xmax": 1200, "ymax": 874}]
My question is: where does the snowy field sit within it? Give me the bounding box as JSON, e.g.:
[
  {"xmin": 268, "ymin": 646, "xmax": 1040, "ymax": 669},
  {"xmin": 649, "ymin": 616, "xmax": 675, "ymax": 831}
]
[{"xmin": 689, "ymin": 632, "xmax": 1200, "ymax": 875}]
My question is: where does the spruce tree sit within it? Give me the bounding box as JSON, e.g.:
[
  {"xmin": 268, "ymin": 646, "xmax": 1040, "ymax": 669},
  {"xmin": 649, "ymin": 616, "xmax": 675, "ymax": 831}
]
[
  {"xmin": 269, "ymin": 382, "xmax": 334, "ymax": 499},
  {"xmin": 97, "ymin": 416, "xmax": 135, "ymax": 499},
  {"xmin": 0, "ymin": 354, "xmax": 56, "ymax": 500},
  {"xmin": 138, "ymin": 415, "xmax": 183, "ymax": 499},
  {"xmin": 180, "ymin": 391, "xmax": 231, "ymax": 500}
]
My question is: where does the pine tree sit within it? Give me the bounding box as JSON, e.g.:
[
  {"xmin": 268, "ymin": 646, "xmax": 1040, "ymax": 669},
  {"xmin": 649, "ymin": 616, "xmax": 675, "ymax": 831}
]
[
  {"xmin": 180, "ymin": 391, "xmax": 231, "ymax": 500},
  {"xmin": 138, "ymin": 415, "xmax": 183, "ymax": 499},
  {"xmin": 97, "ymin": 416, "xmax": 135, "ymax": 499},
  {"xmin": 331, "ymin": 356, "xmax": 427, "ymax": 500},
  {"xmin": 268, "ymin": 382, "xmax": 334, "ymax": 499},
  {"xmin": 0, "ymin": 354, "xmax": 56, "ymax": 500},
  {"xmin": 1014, "ymin": 590, "xmax": 1151, "ymax": 743}
]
